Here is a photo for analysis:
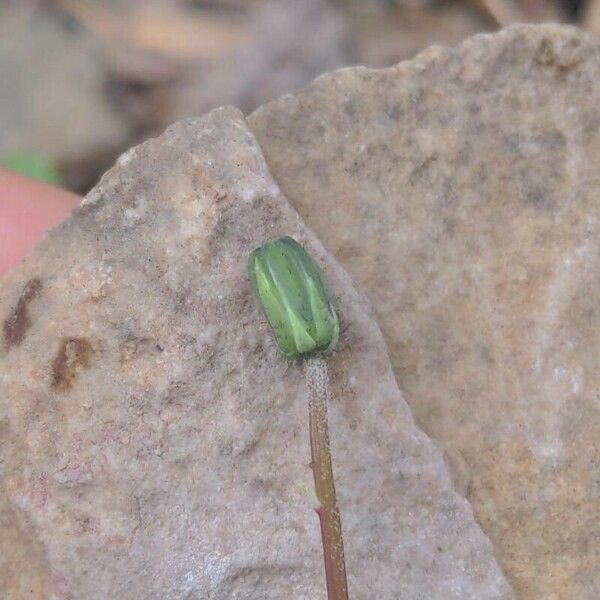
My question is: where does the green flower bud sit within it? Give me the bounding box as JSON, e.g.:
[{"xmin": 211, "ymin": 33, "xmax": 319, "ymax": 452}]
[{"xmin": 248, "ymin": 236, "xmax": 339, "ymax": 357}]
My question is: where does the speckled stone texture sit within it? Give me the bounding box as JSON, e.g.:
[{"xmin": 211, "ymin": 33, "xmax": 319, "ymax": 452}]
[
  {"xmin": 248, "ymin": 23, "xmax": 600, "ymax": 600},
  {"xmin": 0, "ymin": 108, "xmax": 511, "ymax": 599}
]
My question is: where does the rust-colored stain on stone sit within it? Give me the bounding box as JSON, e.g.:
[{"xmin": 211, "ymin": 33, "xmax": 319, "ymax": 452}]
[
  {"xmin": 3, "ymin": 278, "xmax": 42, "ymax": 348},
  {"xmin": 51, "ymin": 338, "xmax": 94, "ymax": 391}
]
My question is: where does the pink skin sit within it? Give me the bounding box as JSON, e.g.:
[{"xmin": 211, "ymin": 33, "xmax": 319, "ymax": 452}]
[{"xmin": 0, "ymin": 167, "xmax": 79, "ymax": 276}]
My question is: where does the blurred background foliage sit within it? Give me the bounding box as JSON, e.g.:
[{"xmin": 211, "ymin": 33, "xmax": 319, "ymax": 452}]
[{"xmin": 0, "ymin": 0, "xmax": 596, "ymax": 191}]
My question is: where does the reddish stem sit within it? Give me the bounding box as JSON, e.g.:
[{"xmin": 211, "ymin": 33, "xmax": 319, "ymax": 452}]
[{"xmin": 305, "ymin": 357, "xmax": 349, "ymax": 600}]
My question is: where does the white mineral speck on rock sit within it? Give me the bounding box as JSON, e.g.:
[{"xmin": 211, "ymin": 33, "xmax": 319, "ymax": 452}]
[{"xmin": 117, "ymin": 147, "xmax": 137, "ymax": 168}]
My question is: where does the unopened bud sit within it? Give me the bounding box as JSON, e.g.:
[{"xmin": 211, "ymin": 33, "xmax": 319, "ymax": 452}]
[{"xmin": 248, "ymin": 236, "xmax": 339, "ymax": 357}]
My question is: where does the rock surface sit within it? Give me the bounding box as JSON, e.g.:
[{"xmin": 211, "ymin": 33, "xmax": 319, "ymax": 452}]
[
  {"xmin": 0, "ymin": 109, "xmax": 512, "ymax": 598},
  {"xmin": 248, "ymin": 23, "xmax": 600, "ymax": 599}
]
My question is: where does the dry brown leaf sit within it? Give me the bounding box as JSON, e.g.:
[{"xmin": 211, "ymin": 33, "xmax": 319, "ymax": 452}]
[
  {"xmin": 470, "ymin": 0, "xmax": 564, "ymax": 25},
  {"xmin": 470, "ymin": 0, "xmax": 527, "ymax": 25},
  {"xmin": 583, "ymin": 0, "xmax": 600, "ymax": 35},
  {"xmin": 57, "ymin": 0, "xmax": 252, "ymax": 82},
  {"xmin": 350, "ymin": 4, "xmax": 491, "ymax": 66}
]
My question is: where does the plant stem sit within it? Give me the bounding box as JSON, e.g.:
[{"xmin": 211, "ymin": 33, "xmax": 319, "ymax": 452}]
[{"xmin": 304, "ymin": 356, "xmax": 349, "ymax": 600}]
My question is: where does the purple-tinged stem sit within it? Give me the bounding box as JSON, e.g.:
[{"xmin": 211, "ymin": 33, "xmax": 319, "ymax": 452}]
[{"xmin": 305, "ymin": 356, "xmax": 349, "ymax": 600}]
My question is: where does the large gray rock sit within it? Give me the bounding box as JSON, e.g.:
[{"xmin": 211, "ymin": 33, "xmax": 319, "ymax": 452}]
[
  {"xmin": 248, "ymin": 23, "xmax": 600, "ymax": 600},
  {"xmin": 0, "ymin": 108, "xmax": 511, "ymax": 598}
]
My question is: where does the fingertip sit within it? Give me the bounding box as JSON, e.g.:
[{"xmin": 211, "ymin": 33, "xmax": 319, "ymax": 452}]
[{"xmin": 0, "ymin": 168, "xmax": 80, "ymax": 276}]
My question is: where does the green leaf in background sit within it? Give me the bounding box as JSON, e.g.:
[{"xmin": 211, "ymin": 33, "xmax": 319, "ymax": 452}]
[{"xmin": 1, "ymin": 153, "xmax": 62, "ymax": 186}]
